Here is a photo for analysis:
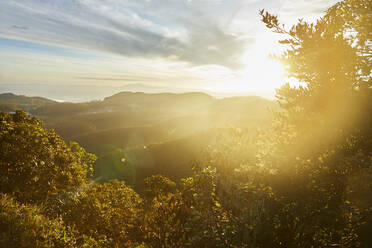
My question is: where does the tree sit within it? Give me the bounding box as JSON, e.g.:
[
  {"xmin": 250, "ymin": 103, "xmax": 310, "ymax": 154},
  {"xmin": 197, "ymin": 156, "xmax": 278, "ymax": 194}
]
[
  {"xmin": 0, "ymin": 194, "xmax": 77, "ymax": 248},
  {"xmin": 259, "ymin": 0, "xmax": 371, "ymax": 134},
  {"xmin": 177, "ymin": 1, "xmax": 370, "ymax": 247},
  {"xmin": 59, "ymin": 180, "xmax": 143, "ymax": 248},
  {"xmin": 243, "ymin": 0, "xmax": 372, "ymax": 246},
  {"xmin": 142, "ymin": 168, "xmax": 232, "ymax": 248},
  {"xmin": 143, "ymin": 174, "xmax": 176, "ymax": 201},
  {"xmin": 0, "ymin": 111, "xmax": 96, "ymax": 207}
]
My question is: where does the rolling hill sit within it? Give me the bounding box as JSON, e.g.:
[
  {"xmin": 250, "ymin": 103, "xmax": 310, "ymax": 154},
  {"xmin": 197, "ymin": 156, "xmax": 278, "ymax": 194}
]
[
  {"xmin": 0, "ymin": 91, "xmax": 277, "ymax": 189},
  {"xmin": 0, "ymin": 93, "xmax": 56, "ymax": 112}
]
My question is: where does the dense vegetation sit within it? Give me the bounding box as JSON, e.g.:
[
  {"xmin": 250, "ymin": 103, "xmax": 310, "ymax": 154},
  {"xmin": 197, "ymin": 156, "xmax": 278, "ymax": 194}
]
[{"xmin": 0, "ymin": 0, "xmax": 371, "ymax": 247}]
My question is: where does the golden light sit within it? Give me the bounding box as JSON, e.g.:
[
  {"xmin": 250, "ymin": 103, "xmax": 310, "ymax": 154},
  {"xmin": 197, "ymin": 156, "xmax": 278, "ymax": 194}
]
[{"xmin": 239, "ymin": 49, "xmax": 286, "ymax": 92}]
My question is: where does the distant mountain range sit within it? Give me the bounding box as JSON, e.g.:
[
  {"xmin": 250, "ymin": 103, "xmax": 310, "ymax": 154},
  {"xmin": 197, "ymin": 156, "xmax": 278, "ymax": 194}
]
[
  {"xmin": 0, "ymin": 91, "xmax": 277, "ymax": 142},
  {"xmin": 0, "ymin": 90, "xmax": 276, "ymax": 116},
  {"xmin": 113, "ymin": 83, "xmax": 275, "ymax": 99},
  {"xmin": 0, "ymin": 83, "xmax": 275, "ymax": 102}
]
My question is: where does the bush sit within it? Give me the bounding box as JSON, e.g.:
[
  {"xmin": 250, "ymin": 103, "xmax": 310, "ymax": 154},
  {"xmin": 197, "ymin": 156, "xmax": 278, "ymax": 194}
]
[
  {"xmin": 0, "ymin": 194, "xmax": 77, "ymax": 248},
  {"xmin": 60, "ymin": 180, "xmax": 143, "ymax": 247}
]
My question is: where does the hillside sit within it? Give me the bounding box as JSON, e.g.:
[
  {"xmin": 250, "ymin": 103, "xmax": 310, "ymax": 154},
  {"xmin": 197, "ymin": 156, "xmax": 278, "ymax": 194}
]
[
  {"xmin": 93, "ymin": 130, "xmax": 217, "ymax": 191},
  {"xmin": 23, "ymin": 91, "xmax": 276, "ymax": 140},
  {"xmin": 0, "ymin": 91, "xmax": 277, "ymax": 188},
  {"xmin": 0, "ymin": 93, "xmax": 56, "ymax": 112},
  {"xmin": 0, "ymin": 93, "xmax": 55, "ymax": 105}
]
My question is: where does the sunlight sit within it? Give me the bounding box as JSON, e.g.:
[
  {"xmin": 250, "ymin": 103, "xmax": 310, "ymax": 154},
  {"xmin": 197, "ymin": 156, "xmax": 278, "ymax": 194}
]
[
  {"xmin": 214, "ymin": 48, "xmax": 286, "ymax": 94},
  {"xmin": 240, "ymin": 49, "xmax": 286, "ymax": 91},
  {"xmin": 1, "ymin": 0, "xmax": 369, "ymax": 246}
]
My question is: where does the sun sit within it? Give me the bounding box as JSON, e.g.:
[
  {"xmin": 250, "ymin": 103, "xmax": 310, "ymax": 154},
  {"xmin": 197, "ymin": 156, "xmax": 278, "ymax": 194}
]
[
  {"xmin": 216, "ymin": 49, "xmax": 286, "ymax": 94},
  {"xmin": 239, "ymin": 49, "xmax": 286, "ymax": 92}
]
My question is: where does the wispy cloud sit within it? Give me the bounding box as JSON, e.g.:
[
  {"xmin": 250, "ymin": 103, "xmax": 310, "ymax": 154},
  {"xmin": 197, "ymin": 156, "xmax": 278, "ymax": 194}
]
[
  {"xmin": 278, "ymin": 0, "xmax": 341, "ymax": 23},
  {"xmin": 0, "ymin": 0, "xmax": 337, "ymax": 67},
  {"xmin": 0, "ymin": 0, "xmax": 341, "ymax": 99},
  {"xmin": 0, "ymin": 0, "xmax": 256, "ymax": 68}
]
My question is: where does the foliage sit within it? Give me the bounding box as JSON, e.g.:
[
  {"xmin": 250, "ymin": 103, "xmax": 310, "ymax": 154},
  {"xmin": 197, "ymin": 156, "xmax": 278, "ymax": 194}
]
[
  {"xmin": 59, "ymin": 180, "xmax": 143, "ymax": 248},
  {"xmin": 144, "ymin": 175, "xmax": 177, "ymax": 200},
  {"xmin": 260, "ymin": 0, "xmax": 371, "ymax": 132},
  {"xmin": 0, "ymin": 194, "xmax": 77, "ymax": 248},
  {"xmin": 143, "ymin": 167, "xmax": 233, "ymax": 248},
  {"xmin": 0, "ymin": 111, "xmax": 96, "ymax": 206},
  {"xmin": 222, "ymin": 1, "xmax": 372, "ymax": 246}
]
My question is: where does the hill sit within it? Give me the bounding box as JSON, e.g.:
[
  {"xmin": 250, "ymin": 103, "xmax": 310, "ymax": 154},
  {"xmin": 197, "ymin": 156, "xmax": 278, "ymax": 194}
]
[
  {"xmin": 0, "ymin": 93, "xmax": 56, "ymax": 112},
  {"xmin": 93, "ymin": 130, "xmax": 217, "ymax": 191},
  {"xmin": 0, "ymin": 91, "xmax": 277, "ymax": 189}
]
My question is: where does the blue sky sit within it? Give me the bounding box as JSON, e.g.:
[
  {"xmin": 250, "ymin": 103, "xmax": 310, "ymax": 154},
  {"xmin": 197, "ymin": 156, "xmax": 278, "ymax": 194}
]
[{"xmin": 0, "ymin": 0, "xmax": 339, "ymax": 101}]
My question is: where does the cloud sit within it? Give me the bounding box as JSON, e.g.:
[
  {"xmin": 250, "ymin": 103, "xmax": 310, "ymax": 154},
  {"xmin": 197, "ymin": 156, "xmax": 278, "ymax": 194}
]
[
  {"xmin": 0, "ymin": 0, "xmax": 254, "ymax": 68},
  {"xmin": 278, "ymin": 0, "xmax": 341, "ymax": 22}
]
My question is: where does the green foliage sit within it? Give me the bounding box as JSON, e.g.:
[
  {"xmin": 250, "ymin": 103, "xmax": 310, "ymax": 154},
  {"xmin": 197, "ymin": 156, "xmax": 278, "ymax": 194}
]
[
  {"xmin": 0, "ymin": 194, "xmax": 77, "ymax": 248},
  {"xmin": 59, "ymin": 180, "xmax": 143, "ymax": 248},
  {"xmin": 144, "ymin": 175, "xmax": 176, "ymax": 200},
  {"xmin": 0, "ymin": 111, "xmax": 96, "ymax": 206},
  {"xmin": 143, "ymin": 168, "xmax": 233, "ymax": 248}
]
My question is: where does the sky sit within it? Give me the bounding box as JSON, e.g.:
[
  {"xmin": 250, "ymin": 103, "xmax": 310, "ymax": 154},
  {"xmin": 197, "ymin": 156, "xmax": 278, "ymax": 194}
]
[{"xmin": 0, "ymin": 0, "xmax": 340, "ymax": 101}]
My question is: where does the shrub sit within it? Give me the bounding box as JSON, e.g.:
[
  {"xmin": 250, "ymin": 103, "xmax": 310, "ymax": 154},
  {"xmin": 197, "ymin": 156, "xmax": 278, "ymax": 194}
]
[{"xmin": 0, "ymin": 194, "xmax": 77, "ymax": 248}]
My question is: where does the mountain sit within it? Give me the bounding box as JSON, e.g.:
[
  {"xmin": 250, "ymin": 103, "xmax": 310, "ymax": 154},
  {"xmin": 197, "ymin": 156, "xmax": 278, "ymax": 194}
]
[
  {"xmin": 0, "ymin": 91, "xmax": 277, "ymax": 140},
  {"xmin": 0, "ymin": 93, "xmax": 56, "ymax": 112},
  {"xmin": 103, "ymin": 91, "xmax": 215, "ymax": 114},
  {"xmin": 0, "ymin": 93, "xmax": 55, "ymax": 105},
  {"xmin": 118, "ymin": 83, "xmax": 276, "ymax": 99}
]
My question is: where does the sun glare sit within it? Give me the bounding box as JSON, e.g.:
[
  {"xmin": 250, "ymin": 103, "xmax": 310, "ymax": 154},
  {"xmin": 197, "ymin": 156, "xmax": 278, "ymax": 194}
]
[
  {"xmin": 240, "ymin": 50, "xmax": 286, "ymax": 92},
  {"xmin": 215, "ymin": 48, "xmax": 286, "ymax": 94}
]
